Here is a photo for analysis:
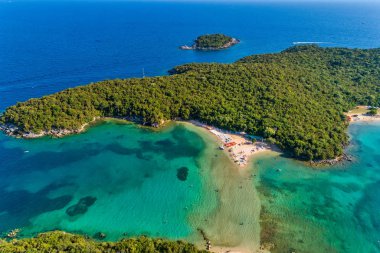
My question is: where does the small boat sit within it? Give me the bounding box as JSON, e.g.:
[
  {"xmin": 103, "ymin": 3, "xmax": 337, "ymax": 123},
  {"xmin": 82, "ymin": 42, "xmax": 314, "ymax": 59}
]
[{"xmin": 219, "ymin": 146, "xmax": 225, "ymax": 150}]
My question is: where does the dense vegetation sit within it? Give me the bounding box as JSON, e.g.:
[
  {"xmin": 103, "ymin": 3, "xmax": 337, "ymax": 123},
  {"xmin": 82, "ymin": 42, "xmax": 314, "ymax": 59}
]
[
  {"xmin": 368, "ymin": 107, "xmax": 378, "ymax": 115},
  {"xmin": 1, "ymin": 45, "xmax": 380, "ymax": 160},
  {"xmin": 0, "ymin": 231, "xmax": 207, "ymax": 253},
  {"xmin": 194, "ymin": 34, "xmax": 234, "ymax": 49}
]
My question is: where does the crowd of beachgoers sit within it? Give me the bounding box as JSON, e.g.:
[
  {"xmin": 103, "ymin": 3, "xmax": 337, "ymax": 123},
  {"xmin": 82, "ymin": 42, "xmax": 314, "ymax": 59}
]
[
  {"xmin": 190, "ymin": 106, "xmax": 380, "ymax": 169},
  {"xmin": 190, "ymin": 121, "xmax": 274, "ymax": 168}
]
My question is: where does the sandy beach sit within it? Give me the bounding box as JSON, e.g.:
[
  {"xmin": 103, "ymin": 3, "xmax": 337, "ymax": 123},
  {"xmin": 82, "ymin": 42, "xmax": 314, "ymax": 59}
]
[
  {"xmin": 211, "ymin": 245, "xmax": 271, "ymax": 253},
  {"xmin": 347, "ymin": 106, "xmax": 380, "ymax": 123},
  {"xmin": 348, "ymin": 114, "xmax": 380, "ymax": 123},
  {"xmin": 189, "ymin": 121, "xmax": 278, "ymax": 168}
]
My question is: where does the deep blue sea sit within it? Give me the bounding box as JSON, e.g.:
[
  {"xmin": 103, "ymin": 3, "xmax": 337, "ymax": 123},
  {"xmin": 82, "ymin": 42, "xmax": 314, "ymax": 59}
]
[
  {"xmin": 1, "ymin": 2, "xmax": 380, "ymax": 252},
  {"xmin": 1, "ymin": 1, "xmax": 380, "ymax": 111}
]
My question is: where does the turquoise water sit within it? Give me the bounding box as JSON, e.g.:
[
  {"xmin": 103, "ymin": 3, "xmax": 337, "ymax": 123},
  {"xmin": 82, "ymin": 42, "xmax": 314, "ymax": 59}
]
[
  {"xmin": 0, "ymin": 121, "xmax": 219, "ymax": 241},
  {"xmin": 1, "ymin": 1, "xmax": 380, "ymax": 251},
  {"xmin": 0, "ymin": 119, "xmax": 380, "ymax": 252},
  {"xmin": 254, "ymin": 122, "xmax": 380, "ymax": 253},
  {"xmin": 0, "ymin": 120, "xmax": 262, "ymax": 250}
]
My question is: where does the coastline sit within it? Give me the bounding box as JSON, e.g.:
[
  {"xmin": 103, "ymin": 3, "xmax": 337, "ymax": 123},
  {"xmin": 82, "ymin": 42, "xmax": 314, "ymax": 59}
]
[
  {"xmin": 182, "ymin": 122, "xmax": 265, "ymax": 253},
  {"xmin": 0, "ymin": 118, "xmax": 279, "ymax": 169},
  {"xmin": 0, "ymin": 117, "xmax": 100, "ymax": 139},
  {"xmin": 0, "ymin": 116, "xmax": 159, "ymax": 139},
  {"xmin": 346, "ymin": 106, "xmax": 380, "ymax": 123},
  {"xmin": 3, "ymin": 116, "xmax": 378, "ymax": 253},
  {"xmin": 0, "ymin": 119, "xmax": 267, "ymax": 253},
  {"xmin": 188, "ymin": 120, "xmax": 280, "ymax": 169},
  {"xmin": 1, "ymin": 107, "xmax": 379, "ymax": 167},
  {"xmin": 348, "ymin": 114, "xmax": 380, "ymax": 123},
  {"xmin": 2, "ymin": 117, "xmax": 378, "ymax": 253}
]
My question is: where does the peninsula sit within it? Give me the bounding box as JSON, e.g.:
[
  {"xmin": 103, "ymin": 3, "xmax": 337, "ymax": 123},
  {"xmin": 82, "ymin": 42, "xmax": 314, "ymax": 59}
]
[
  {"xmin": 1, "ymin": 45, "xmax": 380, "ymax": 162},
  {"xmin": 180, "ymin": 34, "xmax": 239, "ymax": 50}
]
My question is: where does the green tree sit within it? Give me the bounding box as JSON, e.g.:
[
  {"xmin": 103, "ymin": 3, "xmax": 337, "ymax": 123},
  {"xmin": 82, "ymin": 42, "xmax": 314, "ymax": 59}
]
[{"xmin": 368, "ymin": 107, "xmax": 378, "ymax": 116}]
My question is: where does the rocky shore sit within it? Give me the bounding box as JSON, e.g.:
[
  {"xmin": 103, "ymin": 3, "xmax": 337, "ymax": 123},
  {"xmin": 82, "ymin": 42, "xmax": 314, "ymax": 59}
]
[
  {"xmin": 180, "ymin": 38, "xmax": 240, "ymax": 50},
  {"xmin": 309, "ymin": 153, "xmax": 354, "ymax": 166},
  {"xmin": 0, "ymin": 123, "xmax": 88, "ymax": 139},
  {"xmin": 0, "ymin": 116, "xmax": 165, "ymax": 139}
]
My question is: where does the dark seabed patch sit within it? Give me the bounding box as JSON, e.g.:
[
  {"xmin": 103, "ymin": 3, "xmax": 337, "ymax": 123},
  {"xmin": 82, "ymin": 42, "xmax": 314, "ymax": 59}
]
[
  {"xmin": 66, "ymin": 196, "xmax": 97, "ymax": 217},
  {"xmin": 155, "ymin": 139, "xmax": 176, "ymax": 147},
  {"xmin": 0, "ymin": 183, "xmax": 73, "ymax": 232},
  {"xmin": 106, "ymin": 143, "xmax": 152, "ymax": 161},
  {"xmin": 9, "ymin": 145, "xmax": 103, "ymax": 174},
  {"xmin": 177, "ymin": 167, "xmax": 189, "ymax": 181}
]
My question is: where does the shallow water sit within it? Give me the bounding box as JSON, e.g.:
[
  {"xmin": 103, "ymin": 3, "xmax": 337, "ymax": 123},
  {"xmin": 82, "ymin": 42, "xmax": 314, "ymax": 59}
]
[
  {"xmin": 0, "ymin": 121, "xmax": 212, "ymax": 240},
  {"xmin": 0, "ymin": 120, "xmax": 379, "ymax": 252},
  {"xmin": 0, "ymin": 120, "xmax": 261, "ymax": 250},
  {"xmin": 1, "ymin": 1, "xmax": 380, "ymax": 251},
  {"xmin": 253, "ymin": 122, "xmax": 380, "ymax": 253}
]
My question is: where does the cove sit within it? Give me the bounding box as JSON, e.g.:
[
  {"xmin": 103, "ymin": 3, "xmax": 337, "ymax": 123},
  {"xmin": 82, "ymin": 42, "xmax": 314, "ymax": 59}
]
[
  {"xmin": 0, "ymin": 120, "xmax": 379, "ymax": 253},
  {"xmin": 0, "ymin": 120, "xmax": 261, "ymax": 251}
]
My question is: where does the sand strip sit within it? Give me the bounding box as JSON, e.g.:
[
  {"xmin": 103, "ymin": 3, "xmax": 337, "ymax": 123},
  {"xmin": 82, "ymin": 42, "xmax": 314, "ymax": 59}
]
[{"xmin": 189, "ymin": 120, "xmax": 279, "ymax": 169}]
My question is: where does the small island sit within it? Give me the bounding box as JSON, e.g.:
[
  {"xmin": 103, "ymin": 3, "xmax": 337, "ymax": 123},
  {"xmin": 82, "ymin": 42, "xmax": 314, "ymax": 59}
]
[{"xmin": 180, "ymin": 34, "xmax": 239, "ymax": 50}]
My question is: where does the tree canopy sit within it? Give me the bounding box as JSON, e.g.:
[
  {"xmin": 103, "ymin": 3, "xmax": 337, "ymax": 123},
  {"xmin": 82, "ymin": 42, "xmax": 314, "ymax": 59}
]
[
  {"xmin": 368, "ymin": 107, "xmax": 378, "ymax": 115},
  {"xmin": 1, "ymin": 45, "xmax": 380, "ymax": 161},
  {"xmin": 0, "ymin": 231, "xmax": 207, "ymax": 253},
  {"xmin": 194, "ymin": 34, "xmax": 234, "ymax": 49}
]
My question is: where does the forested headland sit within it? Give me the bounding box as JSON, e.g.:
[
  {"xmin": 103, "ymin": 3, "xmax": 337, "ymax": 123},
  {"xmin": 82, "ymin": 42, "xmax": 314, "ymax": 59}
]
[{"xmin": 1, "ymin": 45, "xmax": 380, "ymax": 161}]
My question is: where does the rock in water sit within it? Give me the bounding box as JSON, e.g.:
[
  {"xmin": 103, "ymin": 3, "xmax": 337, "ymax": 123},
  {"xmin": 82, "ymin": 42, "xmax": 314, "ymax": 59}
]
[
  {"xmin": 94, "ymin": 232, "xmax": 107, "ymax": 240},
  {"xmin": 66, "ymin": 196, "xmax": 97, "ymax": 216},
  {"xmin": 177, "ymin": 167, "xmax": 189, "ymax": 181}
]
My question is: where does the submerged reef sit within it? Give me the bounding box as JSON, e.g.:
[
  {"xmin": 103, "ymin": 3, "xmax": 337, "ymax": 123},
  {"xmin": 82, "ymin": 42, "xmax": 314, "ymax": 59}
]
[
  {"xmin": 66, "ymin": 196, "xmax": 97, "ymax": 217},
  {"xmin": 177, "ymin": 167, "xmax": 189, "ymax": 181}
]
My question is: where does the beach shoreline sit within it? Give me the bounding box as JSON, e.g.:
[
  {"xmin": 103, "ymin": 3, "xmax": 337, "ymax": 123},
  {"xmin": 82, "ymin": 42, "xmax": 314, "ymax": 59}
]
[
  {"xmin": 187, "ymin": 120, "xmax": 280, "ymax": 169},
  {"xmin": 3, "ymin": 110, "xmax": 378, "ymax": 170},
  {"xmin": 348, "ymin": 115, "xmax": 380, "ymax": 123},
  {"xmin": 182, "ymin": 122, "xmax": 266, "ymax": 253},
  {"xmin": 347, "ymin": 106, "xmax": 380, "ymax": 123}
]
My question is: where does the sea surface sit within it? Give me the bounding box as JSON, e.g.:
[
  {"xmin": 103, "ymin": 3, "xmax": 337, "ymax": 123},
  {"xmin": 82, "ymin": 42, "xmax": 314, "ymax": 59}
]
[
  {"xmin": 0, "ymin": 120, "xmax": 380, "ymax": 253},
  {"xmin": 0, "ymin": 120, "xmax": 262, "ymax": 250},
  {"xmin": 1, "ymin": 1, "xmax": 380, "ymax": 111},
  {"xmin": 1, "ymin": 1, "xmax": 380, "ymax": 252},
  {"xmin": 253, "ymin": 122, "xmax": 380, "ymax": 253}
]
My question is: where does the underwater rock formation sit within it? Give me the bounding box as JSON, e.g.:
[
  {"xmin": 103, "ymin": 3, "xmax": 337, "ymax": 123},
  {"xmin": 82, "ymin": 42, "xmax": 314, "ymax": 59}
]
[
  {"xmin": 66, "ymin": 196, "xmax": 97, "ymax": 217},
  {"xmin": 177, "ymin": 167, "xmax": 189, "ymax": 181}
]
